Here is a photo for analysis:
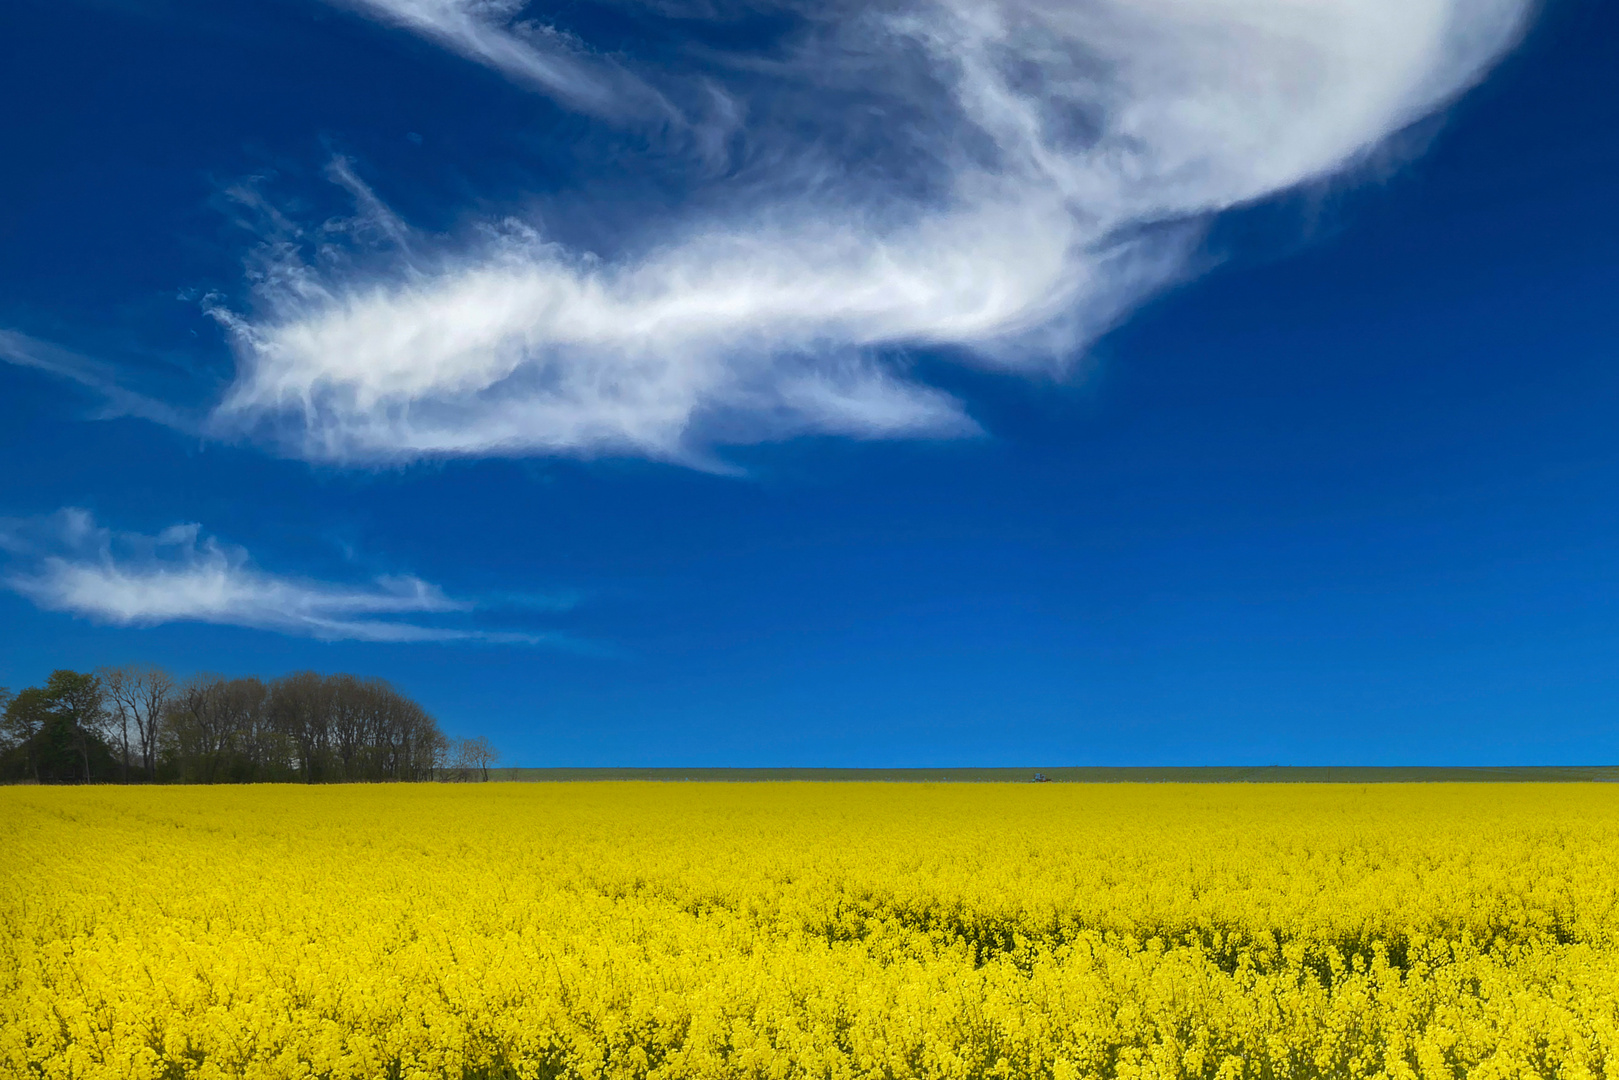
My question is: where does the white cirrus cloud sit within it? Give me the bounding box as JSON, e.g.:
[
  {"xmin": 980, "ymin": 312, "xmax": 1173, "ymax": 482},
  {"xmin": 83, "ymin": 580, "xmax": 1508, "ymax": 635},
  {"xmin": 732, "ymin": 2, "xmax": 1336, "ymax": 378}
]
[
  {"xmin": 0, "ymin": 509, "xmax": 544, "ymax": 643},
  {"xmin": 208, "ymin": 0, "xmax": 1532, "ymax": 468},
  {"xmin": 328, "ymin": 0, "xmax": 680, "ymax": 122}
]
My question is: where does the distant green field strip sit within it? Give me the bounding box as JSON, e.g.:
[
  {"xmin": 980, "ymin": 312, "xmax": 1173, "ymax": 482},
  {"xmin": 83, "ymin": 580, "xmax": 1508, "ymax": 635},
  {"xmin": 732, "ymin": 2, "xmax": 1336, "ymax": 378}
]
[{"xmin": 488, "ymin": 766, "xmax": 1619, "ymax": 783}]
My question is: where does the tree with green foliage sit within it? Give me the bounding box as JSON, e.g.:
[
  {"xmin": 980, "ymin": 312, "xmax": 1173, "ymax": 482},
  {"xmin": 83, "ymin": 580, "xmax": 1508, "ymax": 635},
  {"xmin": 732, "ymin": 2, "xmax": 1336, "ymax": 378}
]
[
  {"xmin": 3, "ymin": 686, "xmax": 49, "ymax": 783},
  {"xmin": 0, "ymin": 671, "xmax": 120, "ymax": 783},
  {"xmin": 58, "ymin": 674, "xmax": 98, "ymax": 778},
  {"xmin": 45, "ymin": 670, "xmax": 107, "ymax": 783}
]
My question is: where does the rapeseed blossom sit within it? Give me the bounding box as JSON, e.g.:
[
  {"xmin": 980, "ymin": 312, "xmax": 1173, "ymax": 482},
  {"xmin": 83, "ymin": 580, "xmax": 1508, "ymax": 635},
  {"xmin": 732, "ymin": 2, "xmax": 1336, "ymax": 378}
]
[{"xmin": 3, "ymin": 783, "xmax": 1618, "ymax": 1078}]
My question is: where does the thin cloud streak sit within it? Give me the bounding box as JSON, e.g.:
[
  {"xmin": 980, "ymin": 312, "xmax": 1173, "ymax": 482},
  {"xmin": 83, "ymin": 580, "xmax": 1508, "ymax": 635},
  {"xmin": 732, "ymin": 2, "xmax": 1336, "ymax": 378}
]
[
  {"xmin": 329, "ymin": 0, "xmax": 678, "ymax": 122},
  {"xmin": 213, "ymin": 0, "xmax": 1531, "ymax": 467},
  {"xmin": 0, "ymin": 509, "xmax": 544, "ymax": 644},
  {"xmin": 0, "ymin": 330, "xmax": 198, "ymax": 433}
]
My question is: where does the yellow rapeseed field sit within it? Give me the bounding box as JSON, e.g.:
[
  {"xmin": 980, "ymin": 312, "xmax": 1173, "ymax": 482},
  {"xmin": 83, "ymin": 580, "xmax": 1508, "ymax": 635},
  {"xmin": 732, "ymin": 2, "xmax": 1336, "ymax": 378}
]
[{"xmin": 4, "ymin": 783, "xmax": 1619, "ymax": 1079}]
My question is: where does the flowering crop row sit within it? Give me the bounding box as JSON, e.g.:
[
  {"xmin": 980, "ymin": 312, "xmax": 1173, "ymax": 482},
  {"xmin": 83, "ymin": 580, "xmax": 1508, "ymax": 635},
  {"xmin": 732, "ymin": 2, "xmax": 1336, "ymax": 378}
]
[{"xmin": 3, "ymin": 783, "xmax": 1618, "ymax": 1078}]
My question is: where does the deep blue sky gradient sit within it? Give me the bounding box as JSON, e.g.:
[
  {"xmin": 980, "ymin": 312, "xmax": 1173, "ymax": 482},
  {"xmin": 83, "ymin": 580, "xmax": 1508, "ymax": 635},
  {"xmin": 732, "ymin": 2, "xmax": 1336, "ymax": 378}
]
[{"xmin": 2, "ymin": 0, "xmax": 1617, "ymax": 765}]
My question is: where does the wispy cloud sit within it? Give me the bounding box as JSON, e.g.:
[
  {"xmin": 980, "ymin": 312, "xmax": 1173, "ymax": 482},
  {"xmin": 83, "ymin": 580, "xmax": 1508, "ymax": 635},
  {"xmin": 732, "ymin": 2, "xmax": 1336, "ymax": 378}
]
[
  {"xmin": 0, "ymin": 330, "xmax": 197, "ymax": 433},
  {"xmin": 0, "ymin": 509, "xmax": 546, "ymax": 643},
  {"xmin": 207, "ymin": 0, "xmax": 1529, "ymax": 468},
  {"xmin": 328, "ymin": 0, "xmax": 678, "ymax": 122}
]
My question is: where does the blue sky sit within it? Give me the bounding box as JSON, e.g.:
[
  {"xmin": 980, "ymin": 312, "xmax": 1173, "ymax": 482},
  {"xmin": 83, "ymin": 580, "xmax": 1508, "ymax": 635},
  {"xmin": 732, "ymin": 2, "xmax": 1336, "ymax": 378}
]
[{"xmin": 2, "ymin": 0, "xmax": 1616, "ymax": 766}]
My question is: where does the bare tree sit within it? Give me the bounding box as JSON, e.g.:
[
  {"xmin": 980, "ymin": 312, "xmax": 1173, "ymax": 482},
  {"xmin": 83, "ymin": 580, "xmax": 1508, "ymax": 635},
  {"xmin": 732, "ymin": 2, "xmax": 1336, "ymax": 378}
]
[
  {"xmin": 441, "ymin": 737, "xmax": 473, "ymax": 782},
  {"xmin": 462, "ymin": 735, "xmax": 500, "ymax": 782},
  {"xmin": 98, "ymin": 667, "xmax": 134, "ymax": 782},
  {"xmin": 134, "ymin": 666, "xmax": 174, "ymax": 781},
  {"xmin": 426, "ymin": 727, "xmax": 451, "ymax": 781},
  {"xmin": 99, "ymin": 666, "xmax": 160, "ymax": 781},
  {"xmin": 168, "ymin": 675, "xmax": 238, "ymax": 784},
  {"xmin": 264, "ymin": 672, "xmax": 446, "ymax": 783},
  {"xmin": 443, "ymin": 737, "xmax": 464, "ymax": 781},
  {"xmin": 269, "ymin": 671, "xmax": 331, "ymax": 782},
  {"xmin": 8, "ymin": 664, "xmax": 460, "ymax": 785},
  {"xmin": 220, "ymin": 677, "xmax": 274, "ymax": 781},
  {"xmin": 102, "ymin": 664, "xmax": 174, "ymax": 783}
]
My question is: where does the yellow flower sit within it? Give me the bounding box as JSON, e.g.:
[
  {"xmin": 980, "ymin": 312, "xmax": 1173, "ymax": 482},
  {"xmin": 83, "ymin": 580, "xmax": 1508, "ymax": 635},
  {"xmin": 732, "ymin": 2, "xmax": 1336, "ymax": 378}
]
[{"xmin": 4, "ymin": 783, "xmax": 1618, "ymax": 1078}]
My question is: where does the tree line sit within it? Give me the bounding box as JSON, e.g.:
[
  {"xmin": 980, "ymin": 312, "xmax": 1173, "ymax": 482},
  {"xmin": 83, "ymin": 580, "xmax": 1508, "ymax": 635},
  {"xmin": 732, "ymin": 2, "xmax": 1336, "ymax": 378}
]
[{"xmin": 0, "ymin": 667, "xmax": 501, "ymax": 784}]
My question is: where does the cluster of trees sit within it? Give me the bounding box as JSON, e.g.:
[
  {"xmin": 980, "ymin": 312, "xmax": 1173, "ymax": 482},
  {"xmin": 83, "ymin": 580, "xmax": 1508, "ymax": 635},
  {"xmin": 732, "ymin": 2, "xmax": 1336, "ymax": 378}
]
[{"xmin": 0, "ymin": 667, "xmax": 501, "ymax": 784}]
